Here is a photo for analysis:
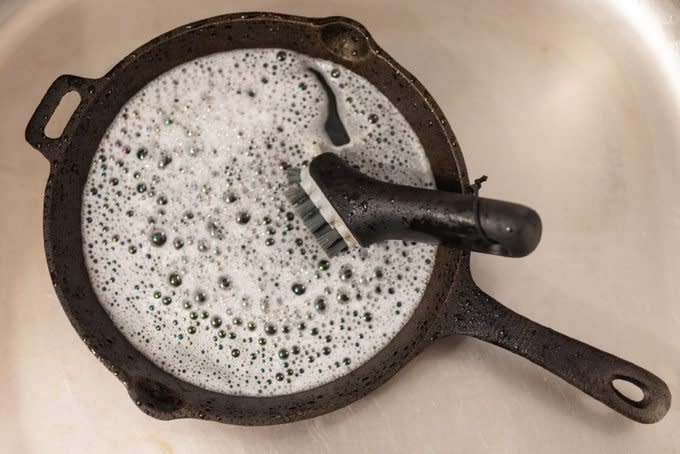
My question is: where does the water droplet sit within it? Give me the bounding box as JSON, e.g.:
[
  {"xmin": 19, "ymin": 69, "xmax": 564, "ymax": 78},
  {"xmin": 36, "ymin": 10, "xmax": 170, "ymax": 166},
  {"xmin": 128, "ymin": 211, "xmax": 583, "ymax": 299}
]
[
  {"xmin": 291, "ymin": 283, "xmax": 306, "ymax": 295},
  {"xmin": 339, "ymin": 266, "xmax": 352, "ymax": 281},
  {"xmin": 276, "ymin": 50, "xmax": 286, "ymax": 61},
  {"xmin": 150, "ymin": 231, "xmax": 167, "ymax": 247},
  {"xmin": 318, "ymin": 260, "xmax": 330, "ymax": 271},
  {"xmin": 330, "ymin": 68, "xmax": 341, "ymax": 78},
  {"xmin": 194, "ymin": 291, "xmax": 207, "ymax": 303},
  {"xmin": 207, "ymin": 221, "xmax": 224, "ymax": 239},
  {"xmin": 158, "ymin": 154, "xmax": 172, "ymax": 169},
  {"xmin": 236, "ymin": 212, "xmax": 251, "ymax": 224},
  {"xmin": 211, "ymin": 317, "xmax": 222, "ymax": 328},
  {"xmin": 278, "ymin": 349, "xmax": 289, "ymax": 359},
  {"xmin": 368, "ymin": 113, "xmax": 379, "ymax": 124},
  {"xmin": 265, "ymin": 324, "xmax": 277, "ymax": 335},
  {"xmin": 168, "ymin": 273, "xmax": 182, "ymax": 287},
  {"xmin": 314, "ymin": 297, "xmax": 326, "ymax": 312},
  {"xmin": 231, "ymin": 348, "xmax": 240, "ymax": 357},
  {"xmin": 173, "ymin": 238, "xmax": 184, "ymax": 249},
  {"xmin": 218, "ymin": 276, "xmax": 231, "ymax": 289},
  {"xmin": 136, "ymin": 148, "xmax": 148, "ymax": 160},
  {"xmin": 187, "ymin": 326, "xmax": 196, "ymax": 334},
  {"xmin": 137, "ymin": 183, "xmax": 147, "ymax": 193}
]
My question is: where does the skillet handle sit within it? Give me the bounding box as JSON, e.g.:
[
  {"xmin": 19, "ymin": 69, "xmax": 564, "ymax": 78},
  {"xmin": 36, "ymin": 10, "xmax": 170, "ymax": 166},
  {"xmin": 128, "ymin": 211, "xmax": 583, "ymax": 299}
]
[
  {"xmin": 25, "ymin": 74, "xmax": 94, "ymax": 162},
  {"xmin": 453, "ymin": 285, "xmax": 671, "ymax": 423}
]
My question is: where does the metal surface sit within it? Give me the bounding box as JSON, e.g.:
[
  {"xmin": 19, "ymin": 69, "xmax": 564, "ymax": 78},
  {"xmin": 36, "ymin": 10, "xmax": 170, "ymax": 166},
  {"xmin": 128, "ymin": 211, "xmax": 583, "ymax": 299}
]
[
  {"xmin": 3, "ymin": 0, "xmax": 680, "ymax": 451},
  {"xmin": 24, "ymin": 12, "xmax": 670, "ymax": 425}
]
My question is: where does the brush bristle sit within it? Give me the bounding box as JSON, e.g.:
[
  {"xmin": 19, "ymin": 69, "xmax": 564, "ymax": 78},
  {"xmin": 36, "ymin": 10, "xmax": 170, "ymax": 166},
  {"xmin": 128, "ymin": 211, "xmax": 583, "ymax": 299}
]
[
  {"xmin": 286, "ymin": 168, "xmax": 301, "ymax": 184},
  {"xmin": 284, "ymin": 168, "xmax": 348, "ymax": 257}
]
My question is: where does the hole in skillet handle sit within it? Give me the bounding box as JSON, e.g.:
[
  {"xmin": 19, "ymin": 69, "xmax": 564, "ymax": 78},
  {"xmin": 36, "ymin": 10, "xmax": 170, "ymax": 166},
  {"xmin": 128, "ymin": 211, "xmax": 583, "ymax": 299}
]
[
  {"xmin": 45, "ymin": 91, "xmax": 81, "ymax": 139},
  {"xmin": 611, "ymin": 376, "xmax": 649, "ymax": 408},
  {"xmin": 25, "ymin": 74, "xmax": 96, "ymax": 162}
]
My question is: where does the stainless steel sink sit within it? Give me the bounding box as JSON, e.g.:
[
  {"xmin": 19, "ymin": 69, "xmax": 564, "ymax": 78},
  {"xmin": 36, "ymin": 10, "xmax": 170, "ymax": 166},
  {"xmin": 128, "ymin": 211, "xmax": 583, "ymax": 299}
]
[{"xmin": 1, "ymin": 1, "xmax": 678, "ymax": 452}]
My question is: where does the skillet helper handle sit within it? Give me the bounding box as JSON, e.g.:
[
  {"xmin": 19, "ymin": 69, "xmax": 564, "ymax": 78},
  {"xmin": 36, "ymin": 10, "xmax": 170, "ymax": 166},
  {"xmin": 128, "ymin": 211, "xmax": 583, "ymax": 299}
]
[
  {"xmin": 454, "ymin": 286, "xmax": 671, "ymax": 423},
  {"xmin": 25, "ymin": 74, "xmax": 93, "ymax": 162}
]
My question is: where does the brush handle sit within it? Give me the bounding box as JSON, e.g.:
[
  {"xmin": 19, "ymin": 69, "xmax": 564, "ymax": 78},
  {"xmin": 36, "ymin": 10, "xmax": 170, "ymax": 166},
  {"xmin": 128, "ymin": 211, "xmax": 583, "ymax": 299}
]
[{"xmin": 309, "ymin": 153, "xmax": 542, "ymax": 257}]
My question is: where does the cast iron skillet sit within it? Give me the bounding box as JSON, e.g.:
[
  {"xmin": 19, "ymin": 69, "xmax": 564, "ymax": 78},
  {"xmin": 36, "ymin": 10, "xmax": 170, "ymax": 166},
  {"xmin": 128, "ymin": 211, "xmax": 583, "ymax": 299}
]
[{"xmin": 25, "ymin": 12, "xmax": 671, "ymax": 425}]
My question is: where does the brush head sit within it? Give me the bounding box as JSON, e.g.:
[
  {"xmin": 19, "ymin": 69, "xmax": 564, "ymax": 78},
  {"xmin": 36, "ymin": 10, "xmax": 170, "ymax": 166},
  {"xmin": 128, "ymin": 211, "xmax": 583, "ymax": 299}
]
[{"xmin": 285, "ymin": 166, "xmax": 350, "ymax": 257}]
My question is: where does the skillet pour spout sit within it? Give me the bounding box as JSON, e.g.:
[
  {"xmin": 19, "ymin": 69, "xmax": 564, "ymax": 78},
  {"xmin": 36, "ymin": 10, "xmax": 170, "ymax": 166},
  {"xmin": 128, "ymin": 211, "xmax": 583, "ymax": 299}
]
[{"xmin": 24, "ymin": 12, "xmax": 671, "ymax": 425}]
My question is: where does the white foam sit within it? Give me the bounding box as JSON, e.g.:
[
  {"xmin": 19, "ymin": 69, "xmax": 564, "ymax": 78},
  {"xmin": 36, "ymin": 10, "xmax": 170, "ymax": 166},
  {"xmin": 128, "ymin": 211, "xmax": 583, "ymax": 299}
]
[{"xmin": 82, "ymin": 49, "xmax": 436, "ymax": 396}]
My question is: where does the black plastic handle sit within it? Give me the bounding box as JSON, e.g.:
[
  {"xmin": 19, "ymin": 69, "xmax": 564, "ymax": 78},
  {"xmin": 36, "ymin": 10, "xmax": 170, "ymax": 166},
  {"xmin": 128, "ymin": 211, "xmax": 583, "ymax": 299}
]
[
  {"xmin": 308, "ymin": 152, "xmax": 542, "ymax": 257},
  {"xmin": 453, "ymin": 285, "xmax": 671, "ymax": 423},
  {"xmin": 25, "ymin": 74, "xmax": 94, "ymax": 162}
]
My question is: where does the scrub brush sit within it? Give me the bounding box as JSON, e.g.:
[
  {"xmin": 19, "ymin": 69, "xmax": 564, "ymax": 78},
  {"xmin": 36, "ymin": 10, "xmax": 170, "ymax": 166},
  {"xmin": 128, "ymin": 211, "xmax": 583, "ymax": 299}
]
[{"xmin": 285, "ymin": 152, "xmax": 542, "ymax": 258}]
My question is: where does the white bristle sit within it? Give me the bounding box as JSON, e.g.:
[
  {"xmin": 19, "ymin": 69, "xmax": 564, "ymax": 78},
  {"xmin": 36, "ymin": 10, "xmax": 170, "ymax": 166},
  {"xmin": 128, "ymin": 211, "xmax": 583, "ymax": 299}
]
[
  {"xmin": 303, "ymin": 212, "xmax": 328, "ymax": 232},
  {"xmin": 284, "ymin": 185, "xmax": 347, "ymax": 256},
  {"xmin": 286, "ymin": 168, "xmax": 301, "ymax": 184},
  {"xmin": 284, "ymin": 186, "xmax": 307, "ymax": 204},
  {"xmin": 297, "ymin": 199, "xmax": 319, "ymax": 219}
]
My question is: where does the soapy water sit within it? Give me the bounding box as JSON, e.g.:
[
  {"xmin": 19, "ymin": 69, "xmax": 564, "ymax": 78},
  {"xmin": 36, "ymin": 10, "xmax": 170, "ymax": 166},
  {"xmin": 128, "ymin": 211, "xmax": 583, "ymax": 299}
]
[{"xmin": 82, "ymin": 48, "xmax": 436, "ymax": 396}]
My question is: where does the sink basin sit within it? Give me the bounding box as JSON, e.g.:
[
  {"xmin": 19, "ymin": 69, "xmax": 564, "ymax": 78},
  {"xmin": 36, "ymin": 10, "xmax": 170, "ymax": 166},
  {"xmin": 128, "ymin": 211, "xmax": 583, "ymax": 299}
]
[{"xmin": 0, "ymin": 0, "xmax": 678, "ymax": 452}]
